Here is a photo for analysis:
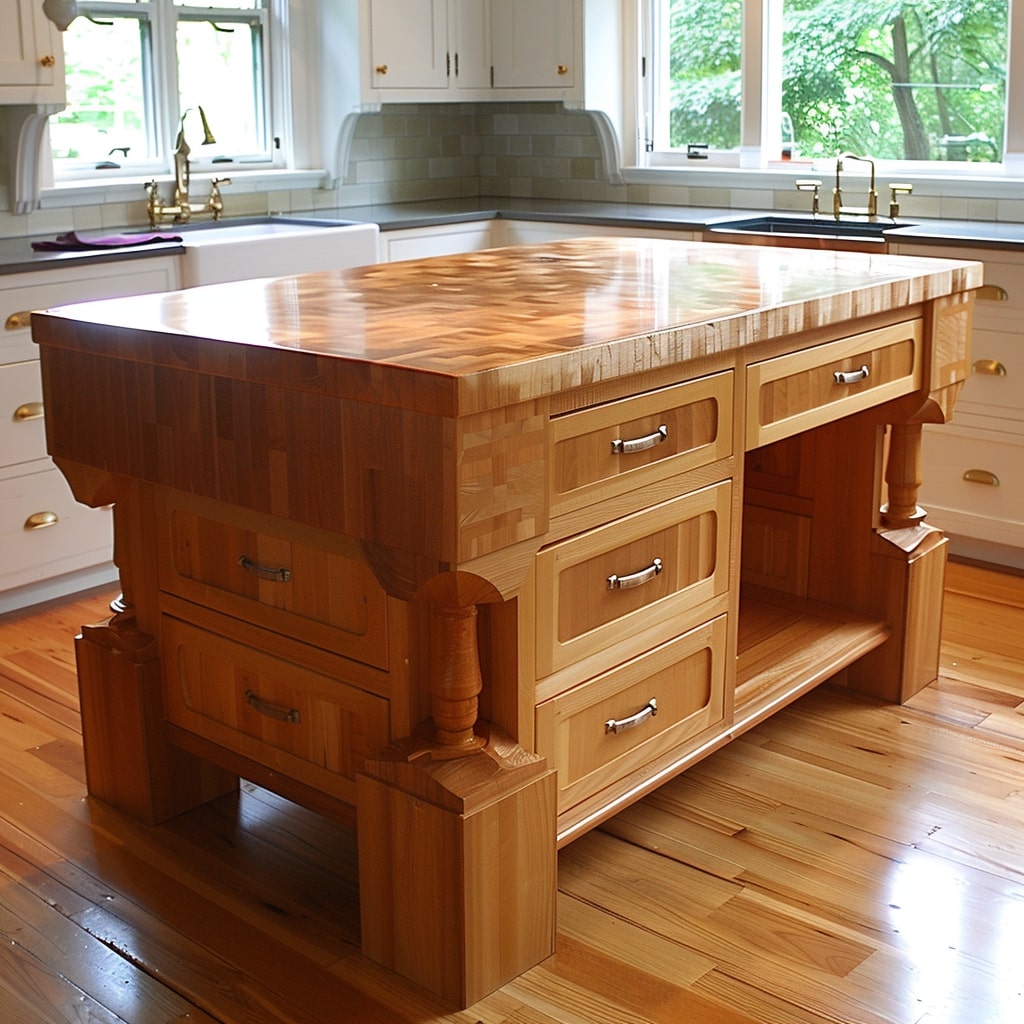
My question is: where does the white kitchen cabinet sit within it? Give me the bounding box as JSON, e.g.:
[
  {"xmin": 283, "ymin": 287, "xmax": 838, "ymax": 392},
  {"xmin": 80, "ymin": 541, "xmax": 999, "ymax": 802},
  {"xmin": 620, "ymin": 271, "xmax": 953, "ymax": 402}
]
[
  {"xmin": 378, "ymin": 219, "xmax": 495, "ymax": 261},
  {"xmin": 362, "ymin": 0, "xmax": 577, "ymax": 101},
  {"xmin": 379, "ymin": 219, "xmax": 699, "ymax": 262},
  {"xmin": 491, "ymin": 0, "xmax": 574, "ymax": 89},
  {"xmin": 893, "ymin": 241, "xmax": 1024, "ymax": 568},
  {"xmin": 0, "ymin": 255, "xmax": 180, "ymax": 610},
  {"xmin": 0, "ymin": 0, "xmax": 65, "ymax": 103}
]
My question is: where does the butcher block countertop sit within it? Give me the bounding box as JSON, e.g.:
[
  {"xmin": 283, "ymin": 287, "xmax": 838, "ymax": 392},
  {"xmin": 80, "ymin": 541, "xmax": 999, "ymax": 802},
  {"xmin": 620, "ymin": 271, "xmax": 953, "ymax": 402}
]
[{"xmin": 33, "ymin": 238, "xmax": 982, "ymax": 417}]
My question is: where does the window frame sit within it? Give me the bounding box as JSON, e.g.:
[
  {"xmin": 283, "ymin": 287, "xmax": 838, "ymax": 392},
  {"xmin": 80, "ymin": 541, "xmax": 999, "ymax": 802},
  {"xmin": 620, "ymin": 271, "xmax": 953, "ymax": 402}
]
[
  {"xmin": 50, "ymin": 0, "xmax": 289, "ymax": 185},
  {"xmin": 638, "ymin": 0, "xmax": 1024, "ymax": 179}
]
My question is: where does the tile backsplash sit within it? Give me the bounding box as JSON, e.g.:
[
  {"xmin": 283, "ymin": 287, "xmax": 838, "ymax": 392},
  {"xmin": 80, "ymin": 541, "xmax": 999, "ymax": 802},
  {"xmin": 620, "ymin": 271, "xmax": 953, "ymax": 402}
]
[{"xmin": 2, "ymin": 101, "xmax": 1023, "ymax": 238}]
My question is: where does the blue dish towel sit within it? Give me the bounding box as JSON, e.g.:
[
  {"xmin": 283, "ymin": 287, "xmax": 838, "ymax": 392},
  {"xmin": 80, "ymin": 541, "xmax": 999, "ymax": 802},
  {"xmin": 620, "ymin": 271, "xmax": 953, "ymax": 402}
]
[{"xmin": 32, "ymin": 230, "xmax": 183, "ymax": 251}]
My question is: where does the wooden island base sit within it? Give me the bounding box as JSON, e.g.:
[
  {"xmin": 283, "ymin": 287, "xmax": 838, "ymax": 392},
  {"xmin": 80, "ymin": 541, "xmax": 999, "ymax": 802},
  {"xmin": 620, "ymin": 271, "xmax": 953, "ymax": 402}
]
[{"xmin": 34, "ymin": 239, "xmax": 980, "ymax": 1006}]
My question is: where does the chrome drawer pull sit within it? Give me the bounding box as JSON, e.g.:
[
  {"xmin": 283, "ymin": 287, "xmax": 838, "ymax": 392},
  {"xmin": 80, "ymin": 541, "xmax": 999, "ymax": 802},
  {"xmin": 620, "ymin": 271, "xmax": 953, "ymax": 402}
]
[
  {"xmin": 14, "ymin": 401, "xmax": 44, "ymax": 421},
  {"xmin": 245, "ymin": 689, "xmax": 301, "ymax": 724},
  {"xmin": 607, "ymin": 557, "xmax": 663, "ymax": 590},
  {"xmin": 833, "ymin": 365, "xmax": 870, "ymax": 385},
  {"xmin": 24, "ymin": 511, "xmax": 59, "ymax": 530},
  {"xmin": 611, "ymin": 425, "xmax": 668, "ymax": 454},
  {"xmin": 239, "ymin": 555, "xmax": 292, "ymax": 582},
  {"xmin": 963, "ymin": 469, "xmax": 999, "ymax": 487},
  {"xmin": 976, "ymin": 284, "xmax": 1008, "ymax": 302},
  {"xmin": 5, "ymin": 310, "xmax": 32, "ymax": 331},
  {"xmin": 973, "ymin": 359, "xmax": 1007, "ymax": 377},
  {"xmin": 606, "ymin": 698, "xmax": 658, "ymax": 735}
]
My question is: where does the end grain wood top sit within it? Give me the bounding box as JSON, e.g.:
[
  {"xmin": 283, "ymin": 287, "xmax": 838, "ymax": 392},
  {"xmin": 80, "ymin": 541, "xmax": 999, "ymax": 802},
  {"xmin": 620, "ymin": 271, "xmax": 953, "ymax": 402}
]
[{"xmin": 33, "ymin": 238, "xmax": 982, "ymax": 416}]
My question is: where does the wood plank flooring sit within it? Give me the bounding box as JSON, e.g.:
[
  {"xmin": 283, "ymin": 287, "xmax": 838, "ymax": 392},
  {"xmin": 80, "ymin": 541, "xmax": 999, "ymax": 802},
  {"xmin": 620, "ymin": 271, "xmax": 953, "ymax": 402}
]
[{"xmin": 1, "ymin": 561, "xmax": 1022, "ymax": 1023}]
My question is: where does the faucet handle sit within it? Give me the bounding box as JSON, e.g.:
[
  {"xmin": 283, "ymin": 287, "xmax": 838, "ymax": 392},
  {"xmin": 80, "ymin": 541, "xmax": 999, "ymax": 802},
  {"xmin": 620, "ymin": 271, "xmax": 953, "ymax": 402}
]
[
  {"xmin": 795, "ymin": 178, "xmax": 823, "ymax": 215},
  {"xmin": 888, "ymin": 182, "xmax": 913, "ymax": 219}
]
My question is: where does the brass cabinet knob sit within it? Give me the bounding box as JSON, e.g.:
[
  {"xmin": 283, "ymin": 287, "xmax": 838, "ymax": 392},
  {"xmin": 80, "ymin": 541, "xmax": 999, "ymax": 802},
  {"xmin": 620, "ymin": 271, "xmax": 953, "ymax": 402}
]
[
  {"xmin": 24, "ymin": 511, "xmax": 59, "ymax": 530},
  {"xmin": 39, "ymin": 55, "xmax": 57, "ymax": 68},
  {"xmin": 557, "ymin": 64, "xmax": 569, "ymax": 75},
  {"xmin": 14, "ymin": 402, "xmax": 44, "ymax": 421},
  {"xmin": 5, "ymin": 310, "xmax": 33, "ymax": 331},
  {"xmin": 375, "ymin": 63, "xmax": 389, "ymax": 75}
]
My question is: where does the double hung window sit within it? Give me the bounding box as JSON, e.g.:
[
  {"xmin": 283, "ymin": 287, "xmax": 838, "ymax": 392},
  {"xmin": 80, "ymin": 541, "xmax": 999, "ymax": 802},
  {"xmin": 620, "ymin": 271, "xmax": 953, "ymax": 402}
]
[
  {"xmin": 643, "ymin": 0, "xmax": 1013, "ymax": 171},
  {"xmin": 50, "ymin": 0, "xmax": 280, "ymax": 181}
]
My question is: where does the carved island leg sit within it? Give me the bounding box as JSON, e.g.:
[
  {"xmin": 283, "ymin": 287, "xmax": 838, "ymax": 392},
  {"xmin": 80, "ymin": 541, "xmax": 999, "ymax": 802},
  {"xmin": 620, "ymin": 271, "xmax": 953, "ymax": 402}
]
[
  {"xmin": 845, "ymin": 417, "xmax": 948, "ymax": 703},
  {"xmin": 356, "ymin": 578, "xmax": 556, "ymax": 1008},
  {"xmin": 76, "ymin": 487, "xmax": 236, "ymax": 825}
]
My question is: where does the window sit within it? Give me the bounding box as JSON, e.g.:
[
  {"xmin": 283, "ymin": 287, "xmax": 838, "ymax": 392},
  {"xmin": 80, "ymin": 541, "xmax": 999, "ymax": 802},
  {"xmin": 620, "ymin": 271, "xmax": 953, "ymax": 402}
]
[
  {"xmin": 643, "ymin": 0, "xmax": 1014, "ymax": 171},
  {"xmin": 50, "ymin": 0, "xmax": 283, "ymax": 180}
]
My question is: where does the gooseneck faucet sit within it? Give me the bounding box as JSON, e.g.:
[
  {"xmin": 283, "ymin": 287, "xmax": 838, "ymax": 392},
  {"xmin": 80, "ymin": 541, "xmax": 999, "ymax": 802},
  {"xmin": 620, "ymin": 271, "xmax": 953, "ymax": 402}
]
[
  {"xmin": 145, "ymin": 106, "xmax": 231, "ymax": 228},
  {"xmin": 833, "ymin": 152, "xmax": 878, "ymax": 220}
]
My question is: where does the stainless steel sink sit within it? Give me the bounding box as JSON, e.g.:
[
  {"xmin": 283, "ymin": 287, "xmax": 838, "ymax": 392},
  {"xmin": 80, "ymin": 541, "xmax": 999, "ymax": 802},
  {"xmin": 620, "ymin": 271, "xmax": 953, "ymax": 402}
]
[{"xmin": 706, "ymin": 214, "xmax": 903, "ymax": 243}]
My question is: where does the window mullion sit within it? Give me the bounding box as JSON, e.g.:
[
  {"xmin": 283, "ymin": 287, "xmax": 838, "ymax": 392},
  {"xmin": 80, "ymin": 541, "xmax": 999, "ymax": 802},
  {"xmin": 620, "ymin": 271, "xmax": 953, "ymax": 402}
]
[{"xmin": 151, "ymin": 0, "xmax": 181, "ymax": 175}]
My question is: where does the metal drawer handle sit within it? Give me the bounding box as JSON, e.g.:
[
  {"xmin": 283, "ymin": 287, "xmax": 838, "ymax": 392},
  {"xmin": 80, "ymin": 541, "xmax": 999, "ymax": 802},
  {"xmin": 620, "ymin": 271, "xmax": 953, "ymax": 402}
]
[
  {"xmin": 973, "ymin": 359, "xmax": 1007, "ymax": 377},
  {"xmin": 963, "ymin": 469, "xmax": 999, "ymax": 487},
  {"xmin": 611, "ymin": 425, "xmax": 668, "ymax": 454},
  {"xmin": 976, "ymin": 284, "xmax": 1008, "ymax": 302},
  {"xmin": 557, "ymin": 64, "xmax": 569, "ymax": 75},
  {"xmin": 239, "ymin": 555, "xmax": 292, "ymax": 582},
  {"xmin": 244, "ymin": 689, "xmax": 301, "ymax": 724},
  {"xmin": 607, "ymin": 557, "xmax": 663, "ymax": 590},
  {"xmin": 25, "ymin": 511, "xmax": 59, "ymax": 530},
  {"xmin": 606, "ymin": 698, "xmax": 658, "ymax": 735},
  {"xmin": 375, "ymin": 63, "xmax": 388, "ymax": 75},
  {"xmin": 5, "ymin": 310, "xmax": 33, "ymax": 331},
  {"xmin": 834, "ymin": 365, "xmax": 870, "ymax": 385},
  {"xmin": 14, "ymin": 401, "xmax": 44, "ymax": 421}
]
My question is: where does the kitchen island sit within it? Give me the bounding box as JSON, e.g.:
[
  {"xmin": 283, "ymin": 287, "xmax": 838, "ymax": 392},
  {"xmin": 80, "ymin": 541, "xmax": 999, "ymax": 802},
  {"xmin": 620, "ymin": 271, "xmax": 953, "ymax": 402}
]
[{"xmin": 33, "ymin": 238, "xmax": 979, "ymax": 1007}]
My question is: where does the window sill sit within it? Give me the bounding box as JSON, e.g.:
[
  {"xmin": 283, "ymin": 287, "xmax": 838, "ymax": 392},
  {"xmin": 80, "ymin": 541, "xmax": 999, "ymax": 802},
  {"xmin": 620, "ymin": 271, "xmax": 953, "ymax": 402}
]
[
  {"xmin": 626, "ymin": 161, "xmax": 1024, "ymax": 201},
  {"xmin": 39, "ymin": 168, "xmax": 328, "ymax": 210}
]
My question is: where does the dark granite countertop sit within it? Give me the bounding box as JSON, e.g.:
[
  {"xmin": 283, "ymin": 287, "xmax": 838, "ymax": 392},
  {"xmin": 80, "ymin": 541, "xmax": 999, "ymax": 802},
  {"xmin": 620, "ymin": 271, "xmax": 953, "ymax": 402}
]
[{"xmin": 5, "ymin": 197, "xmax": 1024, "ymax": 276}]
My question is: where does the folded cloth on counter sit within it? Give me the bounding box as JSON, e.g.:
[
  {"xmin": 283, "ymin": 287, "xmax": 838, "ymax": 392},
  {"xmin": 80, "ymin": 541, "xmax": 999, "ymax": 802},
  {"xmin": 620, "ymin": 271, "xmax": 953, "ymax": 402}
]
[{"xmin": 31, "ymin": 230, "xmax": 183, "ymax": 252}]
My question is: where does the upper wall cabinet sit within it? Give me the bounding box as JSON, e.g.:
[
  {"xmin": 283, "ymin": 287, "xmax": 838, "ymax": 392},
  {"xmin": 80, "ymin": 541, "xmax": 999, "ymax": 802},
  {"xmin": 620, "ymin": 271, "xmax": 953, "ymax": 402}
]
[
  {"xmin": 362, "ymin": 0, "xmax": 579, "ymax": 102},
  {"xmin": 0, "ymin": 0, "xmax": 66, "ymax": 104}
]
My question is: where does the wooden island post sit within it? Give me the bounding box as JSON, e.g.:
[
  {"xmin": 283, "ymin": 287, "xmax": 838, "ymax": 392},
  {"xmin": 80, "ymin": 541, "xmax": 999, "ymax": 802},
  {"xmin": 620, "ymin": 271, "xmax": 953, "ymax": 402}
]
[{"xmin": 33, "ymin": 239, "xmax": 979, "ymax": 1006}]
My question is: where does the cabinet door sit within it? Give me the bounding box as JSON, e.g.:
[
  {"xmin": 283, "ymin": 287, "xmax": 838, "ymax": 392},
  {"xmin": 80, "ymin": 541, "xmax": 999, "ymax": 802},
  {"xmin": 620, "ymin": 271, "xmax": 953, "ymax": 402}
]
[
  {"xmin": 368, "ymin": 0, "xmax": 449, "ymax": 90},
  {"xmin": 491, "ymin": 0, "xmax": 574, "ymax": 88},
  {"xmin": 0, "ymin": 0, "xmax": 64, "ymax": 99},
  {"xmin": 452, "ymin": 0, "xmax": 491, "ymax": 90}
]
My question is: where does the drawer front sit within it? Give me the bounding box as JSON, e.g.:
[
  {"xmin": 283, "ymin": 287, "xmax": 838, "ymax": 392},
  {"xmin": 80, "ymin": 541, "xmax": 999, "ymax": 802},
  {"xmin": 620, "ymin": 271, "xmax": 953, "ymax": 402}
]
[
  {"xmin": 535, "ymin": 480, "xmax": 732, "ymax": 680},
  {"xmin": 956, "ymin": 325, "xmax": 1022, "ymax": 423},
  {"xmin": 0, "ymin": 361, "xmax": 46, "ymax": 468},
  {"xmin": 2, "ymin": 257, "xmax": 180, "ymax": 365},
  {"xmin": 551, "ymin": 372, "xmax": 733, "ymax": 517},
  {"xmin": 746, "ymin": 320, "xmax": 922, "ymax": 448},
  {"xmin": 162, "ymin": 616, "xmax": 390, "ymax": 805},
  {"xmin": 159, "ymin": 494, "xmax": 389, "ymax": 669},
  {"xmin": 920, "ymin": 426, "xmax": 1024, "ymax": 547},
  {"xmin": 0, "ymin": 462, "xmax": 112, "ymax": 589},
  {"xmin": 536, "ymin": 615, "xmax": 728, "ymax": 814}
]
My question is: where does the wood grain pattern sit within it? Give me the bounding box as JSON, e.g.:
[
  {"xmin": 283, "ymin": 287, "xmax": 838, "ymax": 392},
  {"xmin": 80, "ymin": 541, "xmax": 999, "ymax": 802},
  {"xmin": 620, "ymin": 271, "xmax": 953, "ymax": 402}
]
[{"xmin": 3, "ymin": 561, "xmax": 1021, "ymax": 1023}]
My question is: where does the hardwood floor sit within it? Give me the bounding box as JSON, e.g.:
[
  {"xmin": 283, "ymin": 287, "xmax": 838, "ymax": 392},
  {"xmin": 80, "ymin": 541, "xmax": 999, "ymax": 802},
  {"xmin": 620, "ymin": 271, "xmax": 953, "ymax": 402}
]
[{"xmin": 1, "ymin": 561, "xmax": 1022, "ymax": 1024}]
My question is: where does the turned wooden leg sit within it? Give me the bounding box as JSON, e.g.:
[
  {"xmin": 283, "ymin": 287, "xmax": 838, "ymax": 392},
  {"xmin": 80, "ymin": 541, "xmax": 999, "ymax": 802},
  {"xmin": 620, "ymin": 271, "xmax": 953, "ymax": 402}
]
[
  {"xmin": 882, "ymin": 421, "xmax": 928, "ymax": 529},
  {"xmin": 429, "ymin": 600, "xmax": 487, "ymax": 754}
]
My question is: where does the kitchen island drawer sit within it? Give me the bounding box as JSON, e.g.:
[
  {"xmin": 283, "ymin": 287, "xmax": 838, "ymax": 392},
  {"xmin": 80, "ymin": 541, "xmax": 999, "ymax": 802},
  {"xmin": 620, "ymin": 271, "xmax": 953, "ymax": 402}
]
[
  {"xmin": 161, "ymin": 616, "xmax": 390, "ymax": 806},
  {"xmin": 550, "ymin": 372, "xmax": 733, "ymax": 519},
  {"xmin": 536, "ymin": 615, "xmax": 728, "ymax": 814},
  {"xmin": 746, "ymin": 320, "xmax": 922, "ymax": 448},
  {"xmin": 159, "ymin": 491, "xmax": 389, "ymax": 669},
  {"xmin": 535, "ymin": 480, "xmax": 732, "ymax": 680}
]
